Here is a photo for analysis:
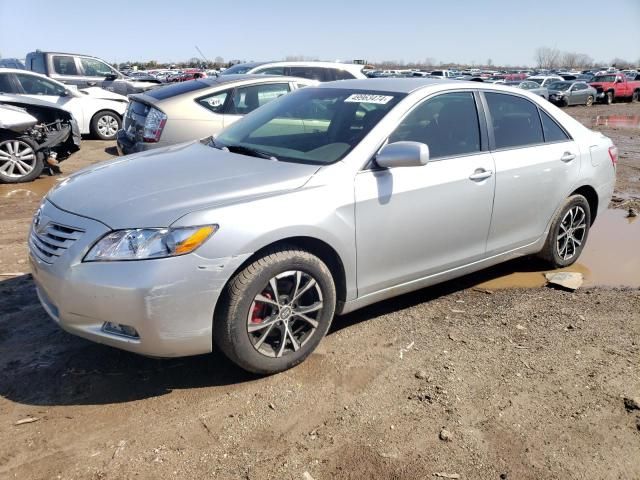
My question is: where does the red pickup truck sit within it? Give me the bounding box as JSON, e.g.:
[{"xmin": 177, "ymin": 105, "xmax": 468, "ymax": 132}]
[{"xmin": 589, "ymin": 73, "xmax": 640, "ymax": 104}]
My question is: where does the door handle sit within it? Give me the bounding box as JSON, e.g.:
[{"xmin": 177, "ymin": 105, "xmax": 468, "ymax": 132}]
[
  {"xmin": 560, "ymin": 152, "xmax": 576, "ymax": 162},
  {"xmin": 87, "ymin": 81, "xmax": 97, "ymax": 86},
  {"xmin": 469, "ymin": 169, "xmax": 493, "ymax": 181}
]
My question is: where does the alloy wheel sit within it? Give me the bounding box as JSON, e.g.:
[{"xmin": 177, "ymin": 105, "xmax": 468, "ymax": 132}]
[
  {"xmin": 247, "ymin": 270, "xmax": 323, "ymax": 358},
  {"xmin": 97, "ymin": 114, "xmax": 119, "ymax": 137},
  {"xmin": 556, "ymin": 206, "xmax": 587, "ymax": 261},
  {"xmin": 0, "ymin": 140, "xmax": 36, "ymax": 179}
]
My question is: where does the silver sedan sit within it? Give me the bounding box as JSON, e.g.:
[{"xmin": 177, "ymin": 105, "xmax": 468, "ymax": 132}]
[{"xmin": 30, "ymin": 79, "xmax": 616, "ymax": 373}]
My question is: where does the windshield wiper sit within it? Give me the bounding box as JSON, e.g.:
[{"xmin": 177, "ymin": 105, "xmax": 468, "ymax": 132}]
[{"xmin": 223, "ymin": 143, "xmax": 279, "ymax": 161}]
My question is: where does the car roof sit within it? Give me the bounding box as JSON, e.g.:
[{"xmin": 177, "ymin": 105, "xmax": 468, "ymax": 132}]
[
  {"xmin": 315, "ymin": 77, "xmax": 461, "ymax": 93},
  {"xmin": 0, "ymin": 68, "xmax": 35, "ymax": 74},
  {"xmin": 196, "ymin": 74, "xmax": 314, "ymax": 87},
  {"xmin": 249, "ymin": 61, "xmax": 365, "ymax": 73},
  {"xmin": 27, "ymin": 51, "xmax": 102, "ymax": 58}
]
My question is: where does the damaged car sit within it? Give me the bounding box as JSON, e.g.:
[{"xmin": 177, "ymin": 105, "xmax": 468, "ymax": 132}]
[{"xmin": 0, "ymin": 94, "xmax": 80, "ymax": 183}]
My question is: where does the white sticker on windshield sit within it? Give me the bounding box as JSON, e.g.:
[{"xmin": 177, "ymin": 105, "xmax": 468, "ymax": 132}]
[{"xmin": 344, "ymin": 94, "xmax": 394, "ymax": 104}]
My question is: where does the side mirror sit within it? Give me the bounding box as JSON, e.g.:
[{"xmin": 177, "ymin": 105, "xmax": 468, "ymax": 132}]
[
  {"xmin": 105, "ymin": 73, "xmax": 118, "ymax": 81},
  {"xmin": 615, "ymin": 78, "xmax": 623, "ymax": 83},
  {"xmin": 61, "ymin": 89, "xmax": 70, "ymax": 97},
  {"xmin": 375, "ymin": 141, "xmax": 430, "ymax": 168}
]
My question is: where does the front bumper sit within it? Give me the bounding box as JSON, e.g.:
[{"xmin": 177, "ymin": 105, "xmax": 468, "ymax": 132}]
[{"xmin": 29, "ymin": 200, "xmax": 250, "ymax": 357}]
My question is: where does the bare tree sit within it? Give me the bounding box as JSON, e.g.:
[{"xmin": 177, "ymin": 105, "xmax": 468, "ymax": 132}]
[
  {"xmin": 562, "ymin": 52, "xmax": 580, "ymax": 69},
  {"xmin": 610, "ymin": 57, "xmax": 632, "ymax": 69},
  {"xmin": 486, "ymin": 58, "xmax": 493, "ymax": 67},
  {"xmin": 575, "ymin": 53, "xmax": 593, "ymax": 69},
  {"xmin": 534, "ymin": 47, "xmax": 561, "ymax": 69}
]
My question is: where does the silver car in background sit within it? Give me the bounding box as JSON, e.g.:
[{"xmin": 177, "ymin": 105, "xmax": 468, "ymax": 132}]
[
  {"xmin": 220, "ymin": 61, "xmax": 367, "ymax": 81},
  {"xmin": 116, "ymin": 75, "xmax": 315, "ymax": 154},
  {"xmin": 547, "ymin": 81, "xmax": 597, "ymax": 107},
  {"xmin": 30, "ymin": 79, "xmax": 616, "ymax": 374}
]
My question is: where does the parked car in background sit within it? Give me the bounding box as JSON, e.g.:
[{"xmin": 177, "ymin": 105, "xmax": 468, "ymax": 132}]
[
  {"xmin": 547, "ymin": 81, "xmax": 596, "ymax": 107},
  {"xmin": 116, "ymin": 75, "xmax": 315, "ymax": 154},
  {"xmin": 429, "ymin": 70, "xmax": 458, "ymax": 79},
  {"xmin": 526, "ymin": 75, "xmax": 564, "ymax": 87},
  {"xmin": 503, "ymin": 80, "xmax": 549, "ymax": 99},
  {"xmin": 589, "ymin": 73, "xmax": 640, "ymax": 104},
  {"xmin": 0, "ymin": 69, "xmax": 128, "ymax": 140},
  {"xmin": 32, "ymin": 78, "xmax": 616, "ymax": 374},
  {"xmin": 25, "ymin": 51, "xmax": 160, "ymax": 96},
  {"xmin": 221, "ymin": 61, "xmax": 367, "ymax": 81},
  {"xmin": 0, "ymin": 58, "xmax": 26, "ymax": 70},
  {"xmin": 0, "ymin": 95, "xmax": 80, "ymax": 183}
]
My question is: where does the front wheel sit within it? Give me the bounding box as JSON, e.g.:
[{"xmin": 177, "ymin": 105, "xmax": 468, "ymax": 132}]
[
  {"xmin": 632, "ymin": 91, "xmax": 640, "ymax": 103},
  {"xmin": 91, "ymin": 110, "xmax": 121, "ymax": 140},
  {"xmin": 586, "ymin": 95, "xmax": 594, "ymax": 106},
  {"xmin": 0, "ymin": 137, "xmax": 44, "ymax": 183},
  {"xmin": 538, "ymin": 195, "xmax": 591, "ymax": 268},
  {"xmin": 605, "ymin": 91, "xmax": 614, "ymax": 105},
  {"xmin": 214, "ymin": 247, "xmax": 336, "ymax": 374}
]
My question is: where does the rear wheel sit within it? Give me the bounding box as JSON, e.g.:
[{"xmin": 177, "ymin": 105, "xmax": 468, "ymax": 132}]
[
  {"xmin": 214, "ymin": 247, "xmax": 336, "ymax": 374},
  {"xmin": 632, "ymin": 91, "xmax": 640, "ymax": 103},
  {"xmin": 90, "ymin": 110, "xmax": 121, "ymax": 140},
  {"xmin": 538, "ymin": 195, "xmax": 591, "ymax": 268},
  {"xmin": 586, "ymin": 95, "xmax": 594, "ymax": 106},
  {"xmin": 0, "ymin": 137, "xmax": 44, "ymax": 183}
]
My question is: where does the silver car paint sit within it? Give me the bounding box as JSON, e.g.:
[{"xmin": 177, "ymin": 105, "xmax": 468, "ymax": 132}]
[{"xmin": 30, "ymin": 79, "xmax": 616, "ymax": 357}]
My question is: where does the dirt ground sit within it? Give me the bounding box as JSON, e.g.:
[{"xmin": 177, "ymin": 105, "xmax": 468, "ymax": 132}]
[{"xmin": 0, "ymin": 103, "xmax": 639, "ymax": 480}]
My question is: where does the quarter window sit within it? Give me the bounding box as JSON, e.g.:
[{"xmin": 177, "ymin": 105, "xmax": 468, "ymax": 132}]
[
  {"xmin": 485, "ymin": 92, "xmax": 544, "ymax": 149},
  {"xmin": 52, "ymin": 56, "xmax": 78, "ymax": 75},
  {"xmin": 227, "ymin": 83, "xmax": 290, "ymax": 115},
  {"xmin": 0, "ymin": 74, "xmax": 14, "ymax": 93},
  {"xmin": 30, "ymin": 56, "xmax": 46, "ymax": 74},
  {"xmin": 289, "ymin": 67, "xmax": 328, "ymax": 82},
  {"xmin": 333, "ymin": 69, "xmax": 356, "ymax": 80},
  {"xmin": 388, "ymin": 92, "xmax": 481, "ymax": 159},
  {"xmin": 255, "ymin": 67, "xmax": 285, "ymax": 75},
  {"xmin": 540, "ymin": 110, "xmax": 570, "ymax": 143},
  {"xmin": 197, "ymin": 90, "xmax": 229, "ymax": 114}
]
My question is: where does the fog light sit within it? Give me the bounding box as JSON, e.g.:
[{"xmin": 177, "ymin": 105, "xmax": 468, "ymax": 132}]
[{"xmin": 102, "ymin": 322, "xmax": 139, "ymax": 338}]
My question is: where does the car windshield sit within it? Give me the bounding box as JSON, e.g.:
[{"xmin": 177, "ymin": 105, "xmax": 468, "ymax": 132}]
[
  {"xmin": 214, "ymin": 88, "xmax": 405, "ymax": 165},
  {"xmin": 549, "ymin": 81, "xmax": 572, "ymax": 91},
  {"xmin": 592, "ymin": 75, "xmax": 617, "ymax": 82}
]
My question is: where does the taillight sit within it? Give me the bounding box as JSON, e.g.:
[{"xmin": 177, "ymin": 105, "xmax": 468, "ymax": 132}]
[
  {"xmin": 143, "ymin": 107, "xmax": 167, "ymax": 143},
  {"xmin": 608, "ymin": 145, "xmax": 618, "ymax": 166}
]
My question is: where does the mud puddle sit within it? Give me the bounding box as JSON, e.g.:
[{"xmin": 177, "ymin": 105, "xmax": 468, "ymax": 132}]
[
  {"xmin": 0, "ymin": 174, "xmax": 66, "ymax": 199},
  {"xmin": 592, "ymin": 115, "xmax": 640, "ymax": 129},
  {"xmin": 477, "ymin": 208, "xmax": 640, "ymax": 289}
]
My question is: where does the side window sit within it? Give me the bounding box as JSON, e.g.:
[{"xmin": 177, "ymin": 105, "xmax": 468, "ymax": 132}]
[
  {"xmin": 255, "ymin": 67, "xmax": 285, "ymax": 75},
  {"xmin": 334, "ymin": 69, "xmax": 356, "ymax": 80},
  {"xmin": 30, "ymin": 56, "xmax": 46, "ymax": 74},
  {"xmin": 0, "ymin": 74, "xmax": 15, "ymax": 93},
  {"xmin": 228, "ymin": 83, "xmax": 290, "ymax": 115},
  {"xmin": 485, "ymin": 92, "xmax": 544, "ymax": 149},
  {"xmin": 295, "ymin": 82, "xmax": 310, "ymax": 89},
  {"xmin": 80, "ymin": 57, "xmax": 115, "ymax": 77},
  {"xmin": 197, "ymin": 90, "xmax": 229, "ymax": 114},
  {"xmin": 388, "ymin": 92, "xmax": 481, "ymax": 159},
  {"xmin": 15, "ymin": 73, "xmax": 66, "ymax": 96},
  {"xmin": 52, "ymin": 56, "xmax": 78, "ymax": 75},
  {"xmin": 289, "ymin": 67, "xmax": 325, "ymax": 82},
  {"xmin": 540, "ymin": 110, "xmax": 570, "ymax": 143}
]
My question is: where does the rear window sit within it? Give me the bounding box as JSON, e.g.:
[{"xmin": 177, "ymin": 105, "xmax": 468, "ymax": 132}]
[
  {"xmin": 146, "ymin": 80, "xmax": 211, "ymax": 100},
  {"xmin": 52, "ymin": 56, "xmax": 78, "ymax": 75},
  {"xmin": 540, "ymin": 110, "xmax": 570, "ymax": 143},
  {"xmin": 30, "ymin": 55, "xmax": 46, "ymax": 74},
  {"xmin": 592, "ymin": 75, "xmax": 616, "ymax": 83}
]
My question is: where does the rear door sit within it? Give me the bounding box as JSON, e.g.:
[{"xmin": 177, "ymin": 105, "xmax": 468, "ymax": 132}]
[
  {"xmin": 483, "ymin": 91, "xmax": 580, "ymax": 254},
  {"xmin": 49, "ymin": 55, "xmax": 83, "ymax": 87},
  {"xmin": 78, "ymin": 56, "xmax": 125, "ymax": 94}
]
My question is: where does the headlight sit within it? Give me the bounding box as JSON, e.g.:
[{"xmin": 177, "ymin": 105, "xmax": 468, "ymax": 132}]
[{"xmin": 84, "ymin": 225, "xmax": 218, "ymax": 262}]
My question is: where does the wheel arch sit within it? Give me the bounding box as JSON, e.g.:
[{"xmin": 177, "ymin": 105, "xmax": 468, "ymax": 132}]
[
  {"xmin": 214, "ymin": 235, "xmax": 348, "ymax": 320},
  {"xmin": 90, "ymin": 108, "xmax": 123, "ymax": 123},
  {"xmin": 570, "ymin": 185, "xmax": 598, "ymax": 224}
]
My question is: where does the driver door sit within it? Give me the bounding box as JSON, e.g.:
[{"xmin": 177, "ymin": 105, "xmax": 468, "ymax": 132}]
[{"xmin": 354, "ymin": 92, "xmax": 495, "ymax": 296}]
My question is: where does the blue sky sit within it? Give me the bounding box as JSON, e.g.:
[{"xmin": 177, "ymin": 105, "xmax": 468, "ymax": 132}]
[{"xmin": 1, "ymin": 0, "xmax": 638, "ymax": 66}]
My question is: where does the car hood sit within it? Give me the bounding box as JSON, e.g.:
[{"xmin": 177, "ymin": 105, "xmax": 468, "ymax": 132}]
[
  {"xmin": 79, "ymin": 87, "xmax": 129, "ymax": 102},
  {"xmin": 47, "ymin": 141, "xmax": 321, "ymax": 229}
]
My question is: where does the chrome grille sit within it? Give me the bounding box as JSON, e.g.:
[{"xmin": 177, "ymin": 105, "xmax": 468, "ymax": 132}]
[{"xmin": 29, "ymin": 222, "xmax": 84, "ymax": 264}]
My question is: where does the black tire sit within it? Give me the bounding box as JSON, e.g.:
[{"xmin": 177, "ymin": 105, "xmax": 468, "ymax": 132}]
[
  {"xmin": 90, "ymin": 110, "xmax": 122, "ymax": 140},
  {"xmin": 0, "ymin": 136, "xmax": 44, "ymax": 184},
  {"xmin": 538, "ymin": 195, "xmax": 591, "ymax": 268},
  {"xmin": 214, "ymin": 246, "xmax": 336, "ymax": 374},
  {"xmin": 586, "ymin": 95, "xmax": 594, "ymax": 107},
  {"xmin": 605, "ymin": 91, "xmax": 614, "ymax": 105},
  {"xmin": 632, "ymin": 91, "xmax": 640, "ymax": 103}
]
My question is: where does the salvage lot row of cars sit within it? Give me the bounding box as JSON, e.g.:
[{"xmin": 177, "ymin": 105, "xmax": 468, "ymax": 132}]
[{"xmin": 1, "ymin": 52, "xmax": 638, "ymax": 184}]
